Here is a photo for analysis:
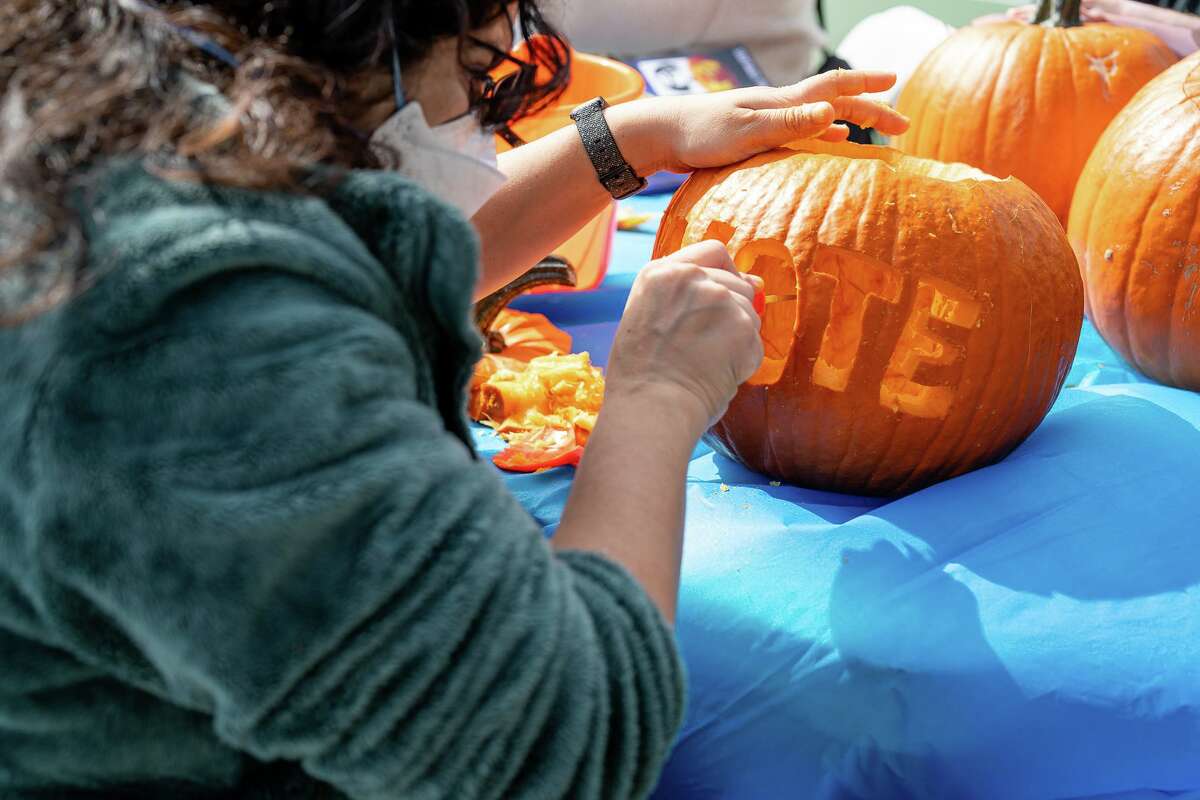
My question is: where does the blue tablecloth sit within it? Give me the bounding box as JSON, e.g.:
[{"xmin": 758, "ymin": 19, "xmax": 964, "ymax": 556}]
[{"xmin": 489, "ymin": 196, "xmax": 1200, "ymax": 800}]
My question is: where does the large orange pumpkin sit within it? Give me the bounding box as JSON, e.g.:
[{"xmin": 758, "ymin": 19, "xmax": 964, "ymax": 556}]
[
  {"xmin": 895, "ymin": 0, "xmax": 1176, "ymax": 226},
  {"xmin": 653, "ymin": 140, "xmax": 1083, "ymax": 496},
  {"xmin": 1069, "ymin": 53, "xmax": 1200, "ymax": 390}
]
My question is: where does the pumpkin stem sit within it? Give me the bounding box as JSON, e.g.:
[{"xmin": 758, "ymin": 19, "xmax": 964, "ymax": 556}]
[
  {"xmin": 474, "ymin": 256, "xmax": 577, "ymax": 352},
  {"xmin": 1043, "ymin": 0, "xmax": 1084, "ymax": 27},
  {"xmin": 1033, "ymin": 0, "xmax": 1054, "ymax": 23}
]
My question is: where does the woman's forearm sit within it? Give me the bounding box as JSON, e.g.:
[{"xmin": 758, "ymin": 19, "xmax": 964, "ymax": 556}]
[
  {"xmin": 471, "ymin": 101, "xmax": 663, "ymax": 299},
  {"xmin": 553, "ymin": 385, "xmax": 709, "ymax": 625},
  {"xmin": 471, "ymin": 73, "xmax": 910, "ymax": 298}
]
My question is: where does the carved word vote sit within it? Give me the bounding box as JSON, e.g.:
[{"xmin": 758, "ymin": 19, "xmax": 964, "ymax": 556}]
[{"xmin": 693, "ymin": 220, "xmax": 982, "ymax": 419}]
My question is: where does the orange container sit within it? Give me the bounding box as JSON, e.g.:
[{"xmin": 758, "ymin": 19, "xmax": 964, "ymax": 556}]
[{"xmin": 496, "ymin": 40, "xmax": 645, "ymax": 292}]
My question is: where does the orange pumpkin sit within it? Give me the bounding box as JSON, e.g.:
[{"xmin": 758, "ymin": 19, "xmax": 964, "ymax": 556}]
[
  {"xmin": 653, "ymin": 140, "xmax": 1083, "ymax": 496},
  {"xmin": 895, "ymin": 0, "xmax": 1176, "ymax": 226},
  {"xmin": 1069, "ymin": 53, "xmax": 1200, "ymax": 390}
]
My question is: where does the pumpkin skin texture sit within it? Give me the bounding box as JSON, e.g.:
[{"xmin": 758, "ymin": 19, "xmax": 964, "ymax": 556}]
[
  {"xmin": 653, "ymin": 141, "xmax": 1083, "ymax": 496},
  {"xmin": 1069, "ymin": 54, "xmax": 1200, "ymax": 390},
  {"xmin": 895, "ymin": 21, "xmax": 1176, "ymax": 226}
]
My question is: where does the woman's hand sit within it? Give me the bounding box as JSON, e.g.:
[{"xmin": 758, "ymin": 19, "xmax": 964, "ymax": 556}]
[
  {"xmin": 605, "ymin": 240, "xmax": 764, "ymax": 433},
  {"xmin": 557, "ymin": 241, "xmax": 763, "ymax": 621},
  {"xmin": 609, "ymin": 69, "xmax": 909, "ymax": 176},
  {"xmin": 476, "ymin": 69, "xmax": 906, "ymax": 298}
]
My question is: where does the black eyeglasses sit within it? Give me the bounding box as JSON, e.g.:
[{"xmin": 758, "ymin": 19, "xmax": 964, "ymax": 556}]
[
  {"xmin": 470, "ymin": 31, "xmax": 572, "ymax": 149},
  {"xmin": 471, "ymin": 40, "xmax": 535, "ymax": 148}
]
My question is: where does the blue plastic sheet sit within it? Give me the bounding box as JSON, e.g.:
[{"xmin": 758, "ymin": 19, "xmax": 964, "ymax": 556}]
[{"xmin": 489, "ymin": 196, "xmax": 1200, "ymax": 800}]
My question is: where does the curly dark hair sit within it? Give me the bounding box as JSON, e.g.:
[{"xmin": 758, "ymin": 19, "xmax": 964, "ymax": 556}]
[{"xmin": 0, "ymin": 0, "xmax": 569, "ymax": 323}]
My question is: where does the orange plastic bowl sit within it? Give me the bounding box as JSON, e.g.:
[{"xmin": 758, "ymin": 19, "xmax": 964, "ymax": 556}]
[{"xmin": 495, "ymin": 38, "xmax": 646, "ymax": 292}]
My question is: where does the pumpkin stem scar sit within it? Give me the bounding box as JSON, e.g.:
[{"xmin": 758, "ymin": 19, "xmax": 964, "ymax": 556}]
[{"xmin": 1087, "ymin": 52, "xmax": 1120, "ymax": 102}]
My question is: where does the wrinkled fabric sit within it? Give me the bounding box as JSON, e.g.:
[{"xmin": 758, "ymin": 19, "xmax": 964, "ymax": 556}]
[
  {"xmin": 504, "ymin": 194, "xmax": 1200, "ymax": 800},
  {"xmin": 0, "ymin": 162, "xmax": 684, "ymax": 798}
]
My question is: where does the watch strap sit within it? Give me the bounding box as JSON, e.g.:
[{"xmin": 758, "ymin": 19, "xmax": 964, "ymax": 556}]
[{"xmin": 570, "ymin": 97, "xmax": 647, "ymax": 200}]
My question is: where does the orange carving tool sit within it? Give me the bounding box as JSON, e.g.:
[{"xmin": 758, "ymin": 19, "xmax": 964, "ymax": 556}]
[{"xmin": 752, "ymin": 288, "xmax": 798, "ymax": 315}]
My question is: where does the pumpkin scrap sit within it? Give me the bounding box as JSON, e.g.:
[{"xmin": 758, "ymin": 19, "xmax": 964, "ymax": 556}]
[
  {"xmin": 471, "ymin": 352, "xmax": 605, "ymax": 472},
  {"xmin": 617, "ymin": 210, "xmax": 661, "ymax": 231},
  {"xmin": 492, "ymin": 427, "xmax": 585, "ymax": 473},
  {"xmin": 470, "ymin": 261, "xmax": 604, "ymax": 472},
  {"xmin": 485, "ymin": 309, "xmax": 573, "ymax": 361}
]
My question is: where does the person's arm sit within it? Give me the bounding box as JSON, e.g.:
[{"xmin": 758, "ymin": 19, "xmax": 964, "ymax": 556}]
[
  {"xmin": 472, "ymin": 70, "xmax": 908, "ymax": 299},
  {"xmin": 553, "ymin": 241, "xmax": 765, "ymax": 623}
]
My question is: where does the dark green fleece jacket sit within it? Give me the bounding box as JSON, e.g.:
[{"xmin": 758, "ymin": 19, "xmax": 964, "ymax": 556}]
[{"xmin": 0, "ymin": 161, "xmax": 683, "ymax": 799}]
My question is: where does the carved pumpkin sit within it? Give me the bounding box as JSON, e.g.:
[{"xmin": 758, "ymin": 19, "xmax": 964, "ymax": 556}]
[
  {"xmin": 895, "ymin": 0, "xmax": 1176, "ymax": 225},
  {"xmin": 1069, "ymin": 53, "xmax": 1200, "ymax": 390},
  {"xmin": 653, "ymin": 140, "xmax": 1083, "ymax": 496}
]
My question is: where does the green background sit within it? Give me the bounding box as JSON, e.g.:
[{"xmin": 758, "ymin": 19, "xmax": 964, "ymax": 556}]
[{"xmin": 825, "ymin": 0, "xmax": 1020, "ymax": 45}]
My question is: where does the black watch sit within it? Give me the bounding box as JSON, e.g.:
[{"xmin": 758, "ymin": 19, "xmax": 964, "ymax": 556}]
[{"xmin": 570, "ymin": 97, "xmax": 648, "ymax": 200}]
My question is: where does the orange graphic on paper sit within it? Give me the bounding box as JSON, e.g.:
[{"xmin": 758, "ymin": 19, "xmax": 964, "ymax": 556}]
[{"xmin": 688, "ymin": 57, "xmax": 737, "ymax": 92}]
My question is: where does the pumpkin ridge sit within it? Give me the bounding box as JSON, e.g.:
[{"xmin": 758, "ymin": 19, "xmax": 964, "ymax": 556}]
[
  {"xmin": 914, "ymin": 41, "xmax": 954, "ymax": 156},
  {"xmin": 809, "ymin": 160, "xmax": 856, "ymax": 480},
  {"xmin": 998, "ymin": 140, "xmax": 1065, "ymax": 470},
  {"xmin": 1081, "ymin": 132, "xmax": 1124, "ymax": 324},
  {"xmin": 1121, "ymin": 129, "xmax": 1192, "ymax": 370},
  {"xmin": 915, "ymin": 209, "xmax": 991, "ymax": 483},
  {"xmin": 761, "ymin": 385, "xmax": 782, "ymax": 480},
  {"xmin": 897, "ymin": 38, "xmax": 942, "ymax": 156},
  {"xmin": 898, "ymin": 266, "xmax": 1005, "ymax": 492},
  {"xmin": 1030, "ymin": 289, "xmax": 1073, "ymax": 447},
  {"xmin": 937, "ymin": 29, "xmax": 998, "ymax": 164},
  {"xmin": 1167, "ymin": 177, "xmax": 1200, "ymax": 384},
  {"xmin": 828, "ymin": 160, "xmax": 900, "ymax": 489},
  {"xmin": 1071, "ymin": 97, "xmax": 1121, "ymax": 281},
  {"xmin": 993, "ymin": 26, "xmax": 1041, "ymax": 189},
  {"xmin": 1080, "ymin": 111, "xmax": 1130, "ymax": 335},
  {"xmin": 1005, "ymin": 193, "xmax": 1048, "ymax": 445},
  {"xmin": 855, "ymin": 178, "xmax": 927, "ymax": 493},
  {"xmin": 850, "ymin": 168, "xmax": 912, "ymax": 493},
  {"xmin": 1060, "ymin": 30, "xmax": 1084, "ymax": 220}
]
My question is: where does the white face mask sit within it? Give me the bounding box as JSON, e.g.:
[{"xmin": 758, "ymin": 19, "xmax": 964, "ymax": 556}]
[{"xmin": 369, "ymin": 101, "xmax": 508, "ymax": 219}]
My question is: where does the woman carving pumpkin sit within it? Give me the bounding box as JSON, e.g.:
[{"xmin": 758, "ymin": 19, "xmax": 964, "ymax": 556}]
[{"xmin": 0, "ymin": 1, "xmax": 906, "ymax": 797}]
